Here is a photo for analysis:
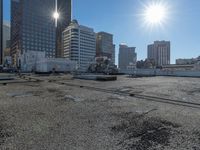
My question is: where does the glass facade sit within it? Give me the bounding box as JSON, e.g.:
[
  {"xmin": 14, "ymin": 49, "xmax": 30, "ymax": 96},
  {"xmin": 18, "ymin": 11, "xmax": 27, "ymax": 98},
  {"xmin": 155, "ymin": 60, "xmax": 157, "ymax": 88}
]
[
  {"xmin": 96, "ymin": 32, "xmax": 115, "ymax": 64},
  {"xmin": 56, "ymin": 0, "xmax": 72, "ymax": 58},
  {"xmin": 11, "ymin": 0, "xmax": 71, "ymax": 66},
  {"xmin": 21, "ymin": 0, "xmax": 56, "ymax": 56},
  {"xmin": 11, "ymin": 0, "xmax": 71, "ymax": 65}
]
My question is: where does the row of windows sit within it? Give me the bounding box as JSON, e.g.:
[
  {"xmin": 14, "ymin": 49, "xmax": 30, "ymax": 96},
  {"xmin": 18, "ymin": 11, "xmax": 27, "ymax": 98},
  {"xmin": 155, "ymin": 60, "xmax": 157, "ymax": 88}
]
[
  {"xmin": 22, "ymin": 41, "xmax": 54, "ymax": 45},
  {"xmin": 22, "ymin": 46, "xmax": 55, "ymax": 52},
  {"xmin": 22, "ymin": 33, "xmax": 55, "ymax": 40}
]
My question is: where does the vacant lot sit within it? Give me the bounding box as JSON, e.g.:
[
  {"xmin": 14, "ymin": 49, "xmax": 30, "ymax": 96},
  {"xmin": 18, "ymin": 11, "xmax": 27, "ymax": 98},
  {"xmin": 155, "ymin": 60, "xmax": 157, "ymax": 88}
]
[{"xmin": 0, "ymin": 74, "xmax": 200, "ymax": 150}]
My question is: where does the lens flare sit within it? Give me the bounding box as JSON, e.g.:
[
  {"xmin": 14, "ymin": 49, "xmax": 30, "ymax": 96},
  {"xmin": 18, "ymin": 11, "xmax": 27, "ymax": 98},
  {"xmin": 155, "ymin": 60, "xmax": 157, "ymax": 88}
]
[
  {"xmin": 138, "ymin": 0, "xmax": 170, "ymax": 30},
  {"xmin": 53, "ymin": 12, "xmax": 59, "ymax": 19},
  {"xmin": 144, "ymin": 3, "xmax": 166, "ymax": 24}
]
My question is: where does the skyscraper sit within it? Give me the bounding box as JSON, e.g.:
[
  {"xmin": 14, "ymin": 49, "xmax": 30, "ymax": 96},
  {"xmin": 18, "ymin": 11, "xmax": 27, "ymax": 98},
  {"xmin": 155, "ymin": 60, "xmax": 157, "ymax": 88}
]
[
  {"xmin": 147, "ymin": 41, "xmax": 170, "ymax": 66},
  {"xmin": 63, "ymin": 20, "xmax": 96, "ymax": 72},
  {"xmin": 11, "ymin": 0, "xmax": 71, "ymax": 66},
  {"xmin": 0, "ymin": 0, "xmax": 3, "ymax": 64},
  {"xmin": 118, "ymin": 44, "xmax": 137, "ymax": 71},
  {"xmin": 96, "ymin": 32, "xmax": 115, "ymax": 64},
  {"xmin": 11, "ymin": 0, "xmax": 56, "ymax": 66},
  {"xmin": 3, "ymin": 22, "xmax": 10, "ymax": 54},
  {"xmin": 56, "ymin": 0, "xmax": 71, "ymax": 58}
]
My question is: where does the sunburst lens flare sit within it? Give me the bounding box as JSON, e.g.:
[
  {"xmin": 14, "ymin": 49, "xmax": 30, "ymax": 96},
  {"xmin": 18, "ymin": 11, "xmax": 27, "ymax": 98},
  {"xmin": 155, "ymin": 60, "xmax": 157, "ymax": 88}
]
[
  {"xmin": 139, "ymin": 1, "xmax": 170, "ymax": 29},
  {"xmin": 144, "ymin": 4, "xmax": 166, "ymax": 24},
  {"xmin": 53, "ymin": 12, "xmax": 59, "ymax": 19}
]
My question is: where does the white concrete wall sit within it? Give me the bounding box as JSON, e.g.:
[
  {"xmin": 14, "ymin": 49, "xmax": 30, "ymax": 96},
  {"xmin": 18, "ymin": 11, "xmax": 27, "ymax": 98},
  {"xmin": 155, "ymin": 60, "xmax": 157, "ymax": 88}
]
[{"xmin": 121, "ymin": 69, "xmax": 200, "ymax": 77}]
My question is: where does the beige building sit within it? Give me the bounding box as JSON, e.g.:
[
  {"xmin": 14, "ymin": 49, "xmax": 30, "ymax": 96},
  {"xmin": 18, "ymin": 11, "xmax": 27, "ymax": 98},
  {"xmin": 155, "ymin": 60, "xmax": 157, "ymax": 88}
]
[
  {"xmin": 148, "ymin": 41, "xmax": 170, "ymax": 67},
  {"xmin": 63, "ymin": 20, "xmax": 96, "ymax": 72}
]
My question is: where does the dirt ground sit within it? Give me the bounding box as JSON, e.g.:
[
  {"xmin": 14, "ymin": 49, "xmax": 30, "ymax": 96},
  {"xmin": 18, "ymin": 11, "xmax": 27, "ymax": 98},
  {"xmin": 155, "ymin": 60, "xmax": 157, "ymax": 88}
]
[{"xmin": 0, "ymin": 74, "xmax": 200, "ymax": 150}]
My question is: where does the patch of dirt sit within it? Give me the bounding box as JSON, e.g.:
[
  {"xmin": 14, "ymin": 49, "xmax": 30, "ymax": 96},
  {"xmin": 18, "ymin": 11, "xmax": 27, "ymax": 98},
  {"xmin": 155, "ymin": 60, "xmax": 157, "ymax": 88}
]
[
  {"xmin": 47, "ymin": 88, "xmax": 65, "ymax": 98},
  {"xmin": 0, "ymin": 114, "xmax": 13, "ymax": 145},
  {"xmin": 185, "ymin": 88, "xmax": 200, "ymax": 95},
  {"xmin": 111, "ymin": 112, "xmax": 182, "ymax": 150},
  {"xmin": 7, "ymin": 91, "xmax": 43, "ymax": 98}
]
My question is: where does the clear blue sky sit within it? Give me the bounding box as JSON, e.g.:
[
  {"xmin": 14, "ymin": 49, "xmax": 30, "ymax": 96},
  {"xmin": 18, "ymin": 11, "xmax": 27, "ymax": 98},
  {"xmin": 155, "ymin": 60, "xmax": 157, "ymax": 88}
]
[{"xmin": 3, "ymin": 0, "xmax": 200, "ymax": 64}]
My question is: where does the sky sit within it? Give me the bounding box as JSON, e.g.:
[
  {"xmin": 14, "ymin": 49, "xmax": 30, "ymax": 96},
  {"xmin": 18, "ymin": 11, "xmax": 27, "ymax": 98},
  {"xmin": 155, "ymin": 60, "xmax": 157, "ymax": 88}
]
[{"xmin": 3, "ymin": 0, "xmax": 200, "ymax": 64}]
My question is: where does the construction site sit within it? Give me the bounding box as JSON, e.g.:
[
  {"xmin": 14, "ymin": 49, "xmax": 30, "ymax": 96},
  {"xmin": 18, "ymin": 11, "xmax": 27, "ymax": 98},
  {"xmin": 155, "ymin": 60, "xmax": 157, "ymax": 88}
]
[{"xmin": 0, "ymin": 73, "xmax": 200, "ymax": 150}]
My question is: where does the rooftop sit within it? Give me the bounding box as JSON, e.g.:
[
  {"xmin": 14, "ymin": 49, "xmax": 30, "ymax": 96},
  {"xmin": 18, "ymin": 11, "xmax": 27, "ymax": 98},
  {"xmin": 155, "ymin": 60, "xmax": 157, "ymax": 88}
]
[{"xmin": 0, "ymin": 74, "xmax": 200, "ymax": 149}]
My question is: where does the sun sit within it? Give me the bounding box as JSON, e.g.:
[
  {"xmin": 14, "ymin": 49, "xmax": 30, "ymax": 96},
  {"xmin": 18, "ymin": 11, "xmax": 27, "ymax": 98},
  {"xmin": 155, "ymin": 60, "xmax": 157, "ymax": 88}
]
[
  {"xmin": 138, "ymin": 1, "xmax": 170, "ymax": 29},
  {"xmin": 53, "ymin": 12, "xmax": 60, "ymax": 19},
  {"xmin": 144, "ymin": 3, "xmax": 166, "ymax": 25}
]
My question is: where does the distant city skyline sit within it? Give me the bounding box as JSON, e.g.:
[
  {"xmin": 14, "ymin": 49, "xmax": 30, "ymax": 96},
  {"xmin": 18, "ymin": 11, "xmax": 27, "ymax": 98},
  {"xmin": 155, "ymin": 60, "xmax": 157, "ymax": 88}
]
[{"xmin": 3, "ymin": 0, "xmax": 200, "ymax": 64}]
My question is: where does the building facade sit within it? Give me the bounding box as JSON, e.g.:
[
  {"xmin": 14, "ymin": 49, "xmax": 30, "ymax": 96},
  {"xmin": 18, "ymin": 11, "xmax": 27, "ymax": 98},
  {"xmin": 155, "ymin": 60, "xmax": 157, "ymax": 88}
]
[
  {"xmin": 11, "ymin": 0, "xmax": 71, "ymax": 66},
  {"xmin": 3, "ymin": 22, "xmax": 10, "ymax": 56},
  {"xmin": 96, "ymin": 32, "xmax": 115, "ymax": 64},
  {"xmin": 11, "ymin": 0, "xmax": 56, "ymax": 66},
  {"xmin": 147, "ymin": 41, "xmax": 170, "ymax": 67},
  {"xmin": 56, "ymin": 0, "xmax": 71, "ymax": 58},
  {"xmin": 0, "ymin": 0, "xmax": 3, "ymax": 64},
  {"xmin": 63, "ymin": 20, "xmax": 96, "ymax": 72},
  {"xmin": 176, "ymin": 58, "xmax": 199, "ymax": 65},
  {"xmin": 19, "ymin": 50, "xmax": 76, "ymax": 72},
  {"xmin": 118, "ymin": 44, "xmax": 137, "ymax": 71}
]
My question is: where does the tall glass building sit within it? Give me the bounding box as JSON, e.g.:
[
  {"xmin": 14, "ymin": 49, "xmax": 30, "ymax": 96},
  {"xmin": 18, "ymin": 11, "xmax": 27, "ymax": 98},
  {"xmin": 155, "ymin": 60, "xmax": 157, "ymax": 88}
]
[
  {"xmin": 0, "ymin": 0, "xmax": 3, "ymax": 64},
  {"xmin": 56, "ymin": 0, "xmax": 72, "ymax": 58},
  {"xmin": 96, "ymin": 32, "xmax": 115, "ymax": 64},
  {"xmin": 11, "ymin": 0, "xmax": 71, "ymax": 66}
]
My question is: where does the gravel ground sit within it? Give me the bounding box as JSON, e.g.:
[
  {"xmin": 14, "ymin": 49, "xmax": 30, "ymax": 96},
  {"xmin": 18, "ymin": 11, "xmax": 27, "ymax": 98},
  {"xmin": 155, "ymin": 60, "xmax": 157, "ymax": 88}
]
[{"xmin": 0, "ymin": 74, "xmax": 200, "ymax": 150}]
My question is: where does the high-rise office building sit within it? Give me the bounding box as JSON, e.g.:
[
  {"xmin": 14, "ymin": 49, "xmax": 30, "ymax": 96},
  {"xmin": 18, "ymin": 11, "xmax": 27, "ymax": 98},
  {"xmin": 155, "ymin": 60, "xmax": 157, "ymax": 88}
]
[
  {"xmin": 11, "ymin": 0, "xmax": 71, "ymax": 66},
  {"xmin": 118, "ymin": 44, "xmax": 137, "ymax": 71},
  {"xmin": 56, "ymin": 0, "xmax": 71, "ymax": 58},
  {"xmin": 0, "ymin": 0, "xmax": 3, "ymax": 64},
  {"xmin": 11, "ymin": 0, "xmax": 56, "ymax": 66},
  {"xmin": 63, "ymin": 20, "xmax": 96, "ymax": 71},
  {"xmin": 147, "ymin": 41, "xmax": 170, "ymax": 66},
  {"xmin": 96, "ymin": 32, "xmax": 115, "ymax": 64},
  {"xmin": 3, "ymin": 22, "xmax": 10, "ymax": 53}
]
